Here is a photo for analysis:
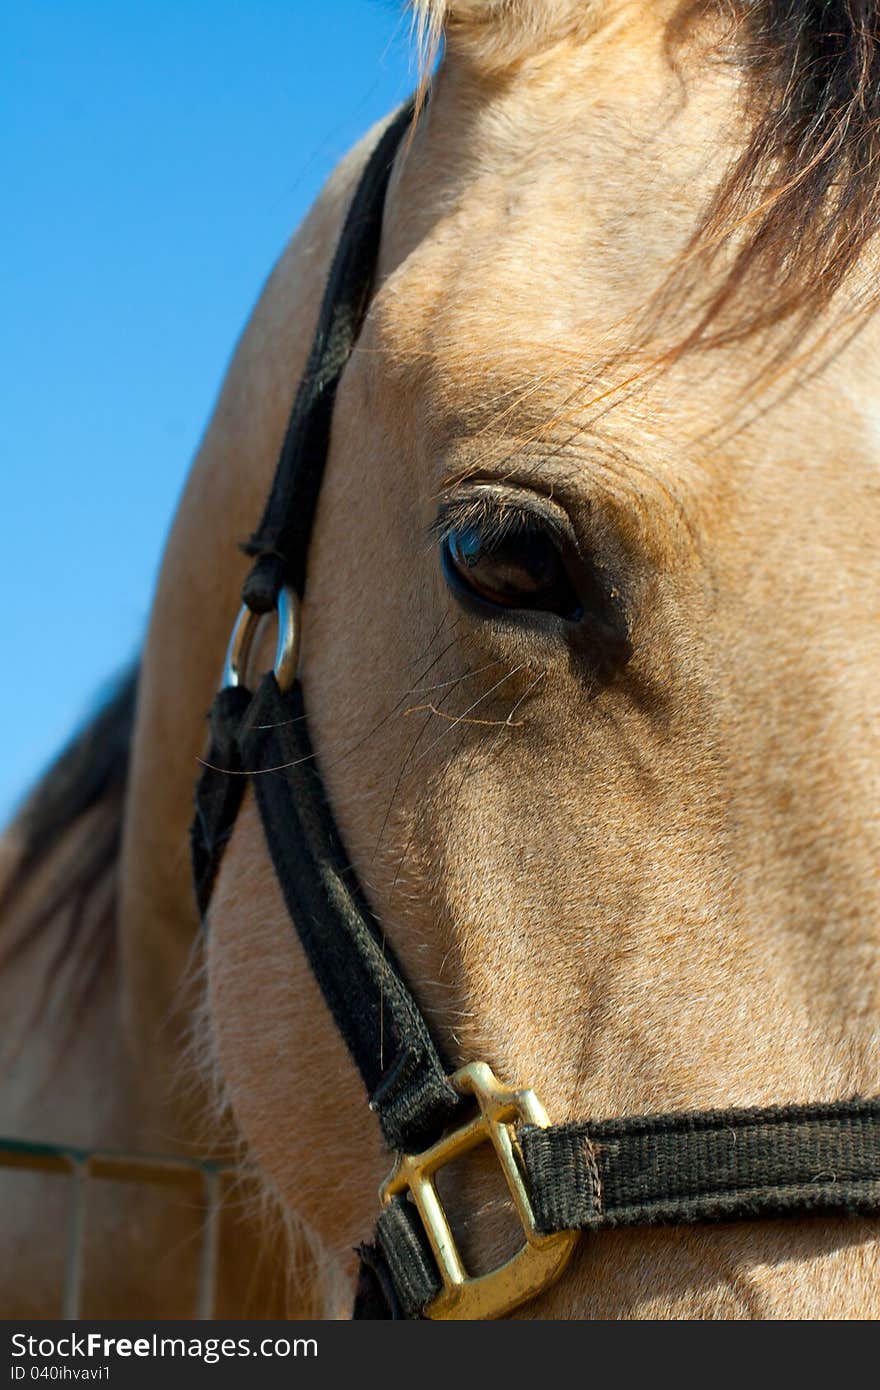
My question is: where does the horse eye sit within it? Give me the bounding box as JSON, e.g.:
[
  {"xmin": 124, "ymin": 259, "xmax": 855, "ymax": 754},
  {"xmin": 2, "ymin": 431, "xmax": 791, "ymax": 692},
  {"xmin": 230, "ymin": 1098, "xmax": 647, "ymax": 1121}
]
[{"xmin": 441, "ymin": 517, "xmax": 583, "ymax": 621}]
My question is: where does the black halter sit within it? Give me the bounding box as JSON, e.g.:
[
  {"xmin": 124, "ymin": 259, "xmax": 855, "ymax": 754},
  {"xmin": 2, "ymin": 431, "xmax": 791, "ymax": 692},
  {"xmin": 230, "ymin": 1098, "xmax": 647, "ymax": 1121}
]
[{"xmin": 191, "ymin": 103, "xmax": 880, "ymax": 1319}]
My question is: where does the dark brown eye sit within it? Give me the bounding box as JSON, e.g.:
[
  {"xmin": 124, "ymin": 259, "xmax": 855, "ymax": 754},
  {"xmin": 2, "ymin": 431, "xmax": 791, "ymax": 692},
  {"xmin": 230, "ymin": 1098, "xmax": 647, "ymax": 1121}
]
[{"xmin": 441, "ymin": 516, "xmax": 583, "ymax": 620}]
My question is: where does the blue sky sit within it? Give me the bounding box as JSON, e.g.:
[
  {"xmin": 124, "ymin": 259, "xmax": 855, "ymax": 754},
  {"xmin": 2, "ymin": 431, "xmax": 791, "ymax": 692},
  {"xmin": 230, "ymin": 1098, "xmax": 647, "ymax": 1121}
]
[{"xmin": 2, "ymin": 2, "xmax": 414, "ymax": 823}]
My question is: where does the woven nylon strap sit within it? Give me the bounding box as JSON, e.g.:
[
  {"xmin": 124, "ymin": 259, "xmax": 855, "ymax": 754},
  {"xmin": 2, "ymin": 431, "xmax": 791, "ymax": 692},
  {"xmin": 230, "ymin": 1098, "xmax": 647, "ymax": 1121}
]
[
  {"xmin": 191, "ymin": 102, "xmax": 461, "ymax": 1155},
  {"xmin": 241, "ymin": 101, "xmax": 416, "ymax": 611},
  {"xmin": 236, "ymin": 675, "xmax": 459, "ymax": 1153},
  {"xmin": 193, "ymin": 679, "xmax": 460, "ymax": 1155},
  {"xmin": 356, "ymin": 1095, "xmax": 880, "ymax": 1318}
]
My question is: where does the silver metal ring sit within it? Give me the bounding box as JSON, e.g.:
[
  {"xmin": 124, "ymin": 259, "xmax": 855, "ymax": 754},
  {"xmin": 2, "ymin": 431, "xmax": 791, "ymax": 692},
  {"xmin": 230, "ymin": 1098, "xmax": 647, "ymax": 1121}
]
[{"xmin": 221, "ymin": 584, "xmax": 301, "ymax": 693}]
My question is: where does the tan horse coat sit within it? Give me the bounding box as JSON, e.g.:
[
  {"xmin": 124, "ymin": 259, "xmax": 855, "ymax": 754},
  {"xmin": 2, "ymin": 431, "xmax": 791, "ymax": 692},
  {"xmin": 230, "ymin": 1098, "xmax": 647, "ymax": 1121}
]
[{"xmin": 2, "ymin": 1, "xmax": 878, "ymax": 1317}]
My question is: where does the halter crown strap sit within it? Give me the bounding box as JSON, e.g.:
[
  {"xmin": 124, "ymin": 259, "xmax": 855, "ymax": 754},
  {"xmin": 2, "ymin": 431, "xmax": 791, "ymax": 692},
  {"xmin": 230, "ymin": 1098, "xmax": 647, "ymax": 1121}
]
[
  {"xmin": 241, "ymin": 103, "xmax": 416, "ymax": 610},
  {"xmin": 192, "ymin": 100, "xmax": 880, "ymax": 1321}
]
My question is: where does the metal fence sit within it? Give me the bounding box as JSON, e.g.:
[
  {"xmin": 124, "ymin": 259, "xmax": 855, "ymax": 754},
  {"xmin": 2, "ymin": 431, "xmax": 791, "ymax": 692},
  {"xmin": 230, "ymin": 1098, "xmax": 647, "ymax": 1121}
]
[{"xmin": 0, "ymin": 1138, "xmax": 238, "ymax": 1318}]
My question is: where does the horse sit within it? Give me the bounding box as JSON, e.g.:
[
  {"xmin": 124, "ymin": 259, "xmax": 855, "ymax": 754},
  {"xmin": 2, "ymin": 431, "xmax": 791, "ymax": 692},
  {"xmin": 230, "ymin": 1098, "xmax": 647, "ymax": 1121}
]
[{"xmin": 1, "ymin": 0, "xmax": 878, "ymax": 1319}]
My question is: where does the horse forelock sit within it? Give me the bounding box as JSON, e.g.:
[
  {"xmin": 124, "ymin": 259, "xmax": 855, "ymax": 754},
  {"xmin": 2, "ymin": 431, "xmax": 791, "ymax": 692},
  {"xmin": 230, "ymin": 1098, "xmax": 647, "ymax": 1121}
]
[{"xmin": 411, "ymin": 0, "xmax": 880, "ymax": 357}]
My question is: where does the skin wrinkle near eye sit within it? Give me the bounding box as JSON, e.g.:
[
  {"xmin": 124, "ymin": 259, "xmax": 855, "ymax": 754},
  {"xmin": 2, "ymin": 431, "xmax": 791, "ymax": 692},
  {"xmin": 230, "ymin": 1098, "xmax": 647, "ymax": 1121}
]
[{"xmin": 433, "ymin": 425, "xmax": 709, "ymax": 575}]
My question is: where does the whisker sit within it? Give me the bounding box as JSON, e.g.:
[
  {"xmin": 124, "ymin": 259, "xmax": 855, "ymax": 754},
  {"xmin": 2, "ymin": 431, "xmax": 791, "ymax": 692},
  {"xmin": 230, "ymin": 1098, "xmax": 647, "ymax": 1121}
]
[
  {"xmin": 402, "ymin": 702, "xmax": 525, "ymax": 728},
  {"xmin": 414, "ymin": 608, "xmax": 454, "ymax": 664},
  {"xmin": 195, "ymin": 754, "xmax": 316, "ymax": 777},
  {"xmin": 376, "ymin": 661, "xmax": 500, "ymax": 698},
  {"xmin": 388, "ymin": 667, "xmax": 546, "ymax": 916},
  {"xmin": 406, "ymin": 665, "xmax": 526, "ymax": 772},
  {"xmin": 386, "ymin": 670, "xmax": 526, "ymax": 906},
  {"xmin": 491, "ymin": 668, "xmax": 547, "ymax": 735},
  {"xmin": 371, "ymin": 665, "xmax": 474, "ymax": 862},
  {"xmin": 197, "ymin": 626, "xmax": 471, "ymax": 779},
  {"xmin": 318, "ymin": 629, "xmax": 471, "ymax": 777},
  {"xmin": 249, "ymin": 714, "xmax": 309, "ymax": 730}
]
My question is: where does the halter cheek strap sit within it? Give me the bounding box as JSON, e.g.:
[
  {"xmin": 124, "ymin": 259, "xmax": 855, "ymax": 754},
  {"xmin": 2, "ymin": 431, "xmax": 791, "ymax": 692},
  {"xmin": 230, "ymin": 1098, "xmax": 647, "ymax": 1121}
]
[
  {"xmin": 191, "ymin": 102, "xmax": 880, "ymax": 1321},
  {"xmin": 191, "ymin": 103, "xmax": 462, "ymax": 1158}
]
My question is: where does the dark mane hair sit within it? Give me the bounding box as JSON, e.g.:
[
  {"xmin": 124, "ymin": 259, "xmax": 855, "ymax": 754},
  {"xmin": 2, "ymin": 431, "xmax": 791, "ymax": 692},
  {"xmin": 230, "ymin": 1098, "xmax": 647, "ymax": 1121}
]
[
  {"xmin": 669, "ymin": 0, "xmax": 880, "ymax": 349},
  {"xmin": 0, "ymin": 670, "xmax": 137, "ymax": 1019}
]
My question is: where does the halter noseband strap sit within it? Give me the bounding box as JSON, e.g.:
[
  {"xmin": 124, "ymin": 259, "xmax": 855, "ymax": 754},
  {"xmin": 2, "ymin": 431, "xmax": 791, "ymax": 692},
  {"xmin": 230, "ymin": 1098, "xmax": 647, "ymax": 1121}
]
[{"xmin": 191, "ymin": 102, "xmax": 880, "ymax": 1320}]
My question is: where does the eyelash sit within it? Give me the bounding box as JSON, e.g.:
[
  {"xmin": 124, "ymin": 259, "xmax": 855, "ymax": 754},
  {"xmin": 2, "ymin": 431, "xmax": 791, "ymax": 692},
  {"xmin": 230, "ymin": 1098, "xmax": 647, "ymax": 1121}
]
[{"xmin": 430, "ymin": 497, "xmax": 561, "ymax": 551}]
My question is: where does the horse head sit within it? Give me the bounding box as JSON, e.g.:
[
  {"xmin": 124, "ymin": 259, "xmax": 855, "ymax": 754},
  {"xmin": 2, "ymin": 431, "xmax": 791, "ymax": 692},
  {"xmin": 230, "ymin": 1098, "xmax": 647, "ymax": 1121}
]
[{"xmin": 8, "ymin": 0, "xmax": 877, "ymax": 1319}]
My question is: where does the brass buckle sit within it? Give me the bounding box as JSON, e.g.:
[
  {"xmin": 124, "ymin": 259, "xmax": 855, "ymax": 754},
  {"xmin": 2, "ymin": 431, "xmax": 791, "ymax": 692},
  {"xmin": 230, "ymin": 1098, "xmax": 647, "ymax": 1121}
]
[{"xmin": 379, "ymin": 1061, "xmax": 579, "ymax": 1320}]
